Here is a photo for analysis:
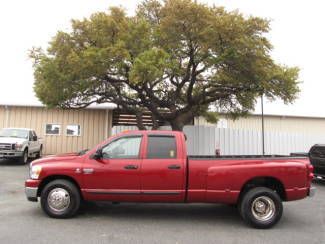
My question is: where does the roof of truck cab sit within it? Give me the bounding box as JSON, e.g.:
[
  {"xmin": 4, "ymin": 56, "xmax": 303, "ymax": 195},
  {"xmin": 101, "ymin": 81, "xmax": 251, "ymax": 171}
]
[
  {"xmin": 118, "ymin": 130, "xmax": 184, "ymax": 136},
  {"xmin": 2, "ymin": 128, "xmax": 33, "ymax": 131}
]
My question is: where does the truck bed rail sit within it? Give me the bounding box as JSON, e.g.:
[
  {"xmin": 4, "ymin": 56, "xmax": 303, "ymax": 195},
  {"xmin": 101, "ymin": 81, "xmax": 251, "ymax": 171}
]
[{"xmin": 188, "ymin": 154, "xmax": 308, "ymax": 160}]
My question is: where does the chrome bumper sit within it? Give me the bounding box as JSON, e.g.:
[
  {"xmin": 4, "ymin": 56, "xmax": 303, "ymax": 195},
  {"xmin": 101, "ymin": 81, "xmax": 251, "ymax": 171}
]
[
  {"xmin": 25, "ymin": 187, "xmax": 38, "ymax": 202},
  {"xmin": 0, "ymin": 151, "xmax": 23, "ymax": 158},
  {"xmin": 308, "ymin": 187, "xmax": 316, "ymax": 197}
]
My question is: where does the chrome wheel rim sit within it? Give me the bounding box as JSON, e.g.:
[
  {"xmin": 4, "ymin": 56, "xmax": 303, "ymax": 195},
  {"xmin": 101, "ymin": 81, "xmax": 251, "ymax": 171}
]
[
  {"xmin": 47, "ymin": 188, "xmax": 70, "ymax": 213},
  {"xmin": 251, "ymin": 196, "xmax": 275, "ymax": 221}
]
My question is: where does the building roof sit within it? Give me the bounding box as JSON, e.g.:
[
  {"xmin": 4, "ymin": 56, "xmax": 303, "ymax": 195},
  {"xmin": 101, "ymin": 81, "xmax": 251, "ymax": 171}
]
[
  {"xmin": 248, "ymin": 113, "xmax": 325, "ymax": 120},
  {"xmin": 2, "ymin": 101, "xmax": 325, "ymax": 119},
  {"xmin": 0, "ymin": 101, "xmax": 117, "ymax": 110}
]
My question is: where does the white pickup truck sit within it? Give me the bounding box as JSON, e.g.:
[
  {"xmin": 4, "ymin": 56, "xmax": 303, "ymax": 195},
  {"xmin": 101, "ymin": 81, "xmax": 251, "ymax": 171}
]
[{"xmin": 0, "ymin": 128, "xmax": 43, "ymax": 164}]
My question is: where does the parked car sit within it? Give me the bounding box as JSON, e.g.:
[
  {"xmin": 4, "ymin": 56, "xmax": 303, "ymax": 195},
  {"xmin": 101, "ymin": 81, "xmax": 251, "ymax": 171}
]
[
  {"xmin": 25, "ymin": 130, "xmax": 314, "ymax": 228},
  {"xmin": 308, "ymin": 144, "xmax": 325, "ymax": 179},
  {"xmin": 0, "ymin": 128, "xmax": 43, "ymax": 164}
]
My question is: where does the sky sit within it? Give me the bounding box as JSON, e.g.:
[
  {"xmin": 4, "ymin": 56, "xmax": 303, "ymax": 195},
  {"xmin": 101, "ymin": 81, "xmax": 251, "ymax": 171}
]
[{"xmin": 0, "ymin": 0, "xmax": 324, "ymax": 117}]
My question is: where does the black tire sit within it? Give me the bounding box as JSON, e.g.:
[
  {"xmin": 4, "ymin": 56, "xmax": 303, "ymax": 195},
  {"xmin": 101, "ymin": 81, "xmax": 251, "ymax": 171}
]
[
  {"xmin": 40, "ymin": 179, "xmax": 81, "ymax": 218},
  {"xmin": 18, "ymin": 149, "xmax": 28, "ymax": 164},
  {"xmin": 239, "ymin": 187, "xmax": 283, "ymax": 229}
]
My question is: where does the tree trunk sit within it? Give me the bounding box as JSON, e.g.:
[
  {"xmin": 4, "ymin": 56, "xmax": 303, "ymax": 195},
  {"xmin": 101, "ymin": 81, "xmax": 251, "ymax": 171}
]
[
  {"xmin": 170, "ymin": 121, "xmax": 184, "ymax": 131},
  {"xmin": 151, "ymin": 113, "xmax": 160, "ymax": 130},
  {"xmin": 169, "ymin": 110, "xmax": 195, "ymax": 131},
  {"xmin": 135, "ymin": 112, "xmax": 146, "ymax": 130}
]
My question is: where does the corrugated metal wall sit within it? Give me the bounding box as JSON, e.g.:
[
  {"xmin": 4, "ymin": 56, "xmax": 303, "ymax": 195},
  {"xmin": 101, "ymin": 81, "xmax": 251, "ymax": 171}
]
[
  {"xmin": 195, "ymin": 115, "xmax": 325, "ymax": 134},
  {"xmin": 112, "ymin": 125, "xmax": 324, "ymax": 155},
  {"xmin": 0, "ymin": 106, "xmax": 113, "ymax": 155}
]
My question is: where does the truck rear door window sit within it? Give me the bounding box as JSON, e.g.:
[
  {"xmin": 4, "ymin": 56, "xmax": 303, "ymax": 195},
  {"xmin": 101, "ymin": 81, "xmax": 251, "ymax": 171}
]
[{"xmin": 147, "ymin": 135, "xmax": 177, "ymax": 159}]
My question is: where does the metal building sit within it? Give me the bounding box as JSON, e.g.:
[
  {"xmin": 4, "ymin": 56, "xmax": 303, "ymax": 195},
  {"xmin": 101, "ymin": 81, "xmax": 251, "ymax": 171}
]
[
  {"xmin": 194, "ymin": 114, "xmax": 325, "ymax": 134},
  {"xmin": 0, "ymin": 103, "xmax": 115, "ymax": 155},
  {"xmin": 1, "ymin": 102, "xmax": 325, "ymax": 156}
]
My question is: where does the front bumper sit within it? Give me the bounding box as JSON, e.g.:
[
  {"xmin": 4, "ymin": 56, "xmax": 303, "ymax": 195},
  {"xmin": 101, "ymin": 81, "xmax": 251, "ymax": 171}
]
[
  {"xmin": 0, "ymin": 150, "xmax": 23, "ymax": 158},
  {"xmin": 25, "ymin": 179, "xmax": 40, "ymax": 202},
  {"xmin": 25, "ymin": 187, "xmax": 38, "ymax": 202},
  {"xmin": 308, "ymin": 187, "xmax": 316, "ymax": 197}
]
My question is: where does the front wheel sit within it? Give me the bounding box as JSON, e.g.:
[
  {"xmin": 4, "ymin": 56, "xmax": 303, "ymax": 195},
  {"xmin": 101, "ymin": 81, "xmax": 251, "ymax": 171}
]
[
  {"xmin": 40, "ymin": 179, "xmax": 81, "ymax": 218},
  {"xmin": 239, "ymin": 187, "xmax": 283, "ymax": 229},
  {"xmin": 18, "ymin": 149, "xmax": 28, "ymax": 164}
]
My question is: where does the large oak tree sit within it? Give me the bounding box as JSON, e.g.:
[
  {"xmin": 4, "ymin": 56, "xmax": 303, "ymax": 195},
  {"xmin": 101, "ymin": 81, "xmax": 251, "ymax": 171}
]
[{"xmin": 31, "ymin": 0, "xmax": 299, "ymax": 131}]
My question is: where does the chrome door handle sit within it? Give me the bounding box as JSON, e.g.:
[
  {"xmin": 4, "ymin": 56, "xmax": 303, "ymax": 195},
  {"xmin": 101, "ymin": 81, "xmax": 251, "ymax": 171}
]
[
  {"xmin": 83, "ymin": 168, "xmax": 94, "ymax": 174},
  {"xmin": 168, "ymin": 164, "xmax": 181, "ymax": 170},
  {"xmin": 124, "ymin": 165, "xmax": 138, "ymax": 170}
]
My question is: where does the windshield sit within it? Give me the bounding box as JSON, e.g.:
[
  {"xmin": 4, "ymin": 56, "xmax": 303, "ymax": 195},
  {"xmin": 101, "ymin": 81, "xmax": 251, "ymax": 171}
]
[{"xmin": 0, "ymin": 129, "xmax": 29, "ymax": 139}]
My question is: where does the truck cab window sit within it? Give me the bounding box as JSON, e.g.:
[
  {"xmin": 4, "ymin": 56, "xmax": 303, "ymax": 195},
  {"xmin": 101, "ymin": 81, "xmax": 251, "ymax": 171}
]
[
  {"xmin": 147, "ymin": 135, "xmax": 177, "ymax": 159},
  {"xmin": 102, "ymin": 136, "xmax": 142, "ymax": 159}
]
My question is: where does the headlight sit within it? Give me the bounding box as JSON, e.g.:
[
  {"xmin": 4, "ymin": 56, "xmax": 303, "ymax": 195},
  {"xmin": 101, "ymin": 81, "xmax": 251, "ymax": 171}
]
[
  {"xmin": 15, "ymin": 143, "xmax": 23, "ymax": 150},
  {"xmin": 30, "ymin": 165, "xmax": 42, "ymax": 179}
]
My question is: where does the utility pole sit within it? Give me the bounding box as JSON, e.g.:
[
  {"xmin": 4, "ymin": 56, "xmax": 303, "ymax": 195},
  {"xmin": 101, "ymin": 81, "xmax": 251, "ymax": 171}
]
[{"xmin": 261, "ymin": 94, "xmax": 265, "ymax": 155}]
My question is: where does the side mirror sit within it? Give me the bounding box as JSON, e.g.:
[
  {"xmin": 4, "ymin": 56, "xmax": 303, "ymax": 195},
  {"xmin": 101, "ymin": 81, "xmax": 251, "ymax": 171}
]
[
  {"xmin": 91, "ymin": 148, "xmax": 103, "ymax": 160},
  {"xmin": 33, "ymin": 135, "xmax": 37, "ymax": 141}
]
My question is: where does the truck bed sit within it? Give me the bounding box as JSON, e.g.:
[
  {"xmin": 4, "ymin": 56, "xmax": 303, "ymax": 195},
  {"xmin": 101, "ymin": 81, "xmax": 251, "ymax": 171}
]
[{"xmin": 186, "ymin": 154, "xmax": 310, "ymax": 204}]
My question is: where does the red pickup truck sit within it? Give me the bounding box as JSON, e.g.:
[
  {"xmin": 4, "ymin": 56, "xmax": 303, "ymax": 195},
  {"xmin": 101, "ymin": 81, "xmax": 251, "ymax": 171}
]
[{"xmin": 25, "ymin": 130, "xmax": 315, "ymax": 228}]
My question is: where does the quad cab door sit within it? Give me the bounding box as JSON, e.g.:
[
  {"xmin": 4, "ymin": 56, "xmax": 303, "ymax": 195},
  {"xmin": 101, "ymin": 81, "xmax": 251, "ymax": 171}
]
[
  {"xmin": 140, "ymin": 134, "xmax": 186, "ymax": 202},
  {"xmin": 82, "ymin": 134, "xmax": 144, "ymax": 202}
]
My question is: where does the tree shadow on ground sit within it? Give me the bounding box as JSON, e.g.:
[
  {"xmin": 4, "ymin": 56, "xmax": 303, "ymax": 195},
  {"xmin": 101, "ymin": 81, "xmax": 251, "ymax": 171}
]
[{"xmin": 0, "ymin": 159, "xmax": 24, "ymax": 166}]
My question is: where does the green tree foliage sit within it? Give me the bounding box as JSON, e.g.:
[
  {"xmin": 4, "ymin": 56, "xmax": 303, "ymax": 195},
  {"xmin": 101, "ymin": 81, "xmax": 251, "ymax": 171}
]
[{"xmin": 31, "ymin": 0, "xmax": 300, "ymax": 131}]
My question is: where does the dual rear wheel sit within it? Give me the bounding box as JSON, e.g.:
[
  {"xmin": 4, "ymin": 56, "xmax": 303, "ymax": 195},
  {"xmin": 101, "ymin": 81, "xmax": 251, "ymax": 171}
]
[{"xmin": 239, "ymin": 187, "xmax": 283, "ymax": 228}]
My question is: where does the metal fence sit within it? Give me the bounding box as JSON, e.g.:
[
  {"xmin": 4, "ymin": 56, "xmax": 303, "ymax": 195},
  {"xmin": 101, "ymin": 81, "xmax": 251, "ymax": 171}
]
[{"xmin": 112, "ymin": 125, "xmax": 325, "ymax": 156}]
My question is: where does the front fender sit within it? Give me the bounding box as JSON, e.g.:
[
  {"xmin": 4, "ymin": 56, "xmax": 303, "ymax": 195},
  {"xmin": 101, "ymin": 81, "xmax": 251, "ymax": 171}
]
[{"xmin": 22, "ymin": 145, "xmax": 28, "ymax": 152}]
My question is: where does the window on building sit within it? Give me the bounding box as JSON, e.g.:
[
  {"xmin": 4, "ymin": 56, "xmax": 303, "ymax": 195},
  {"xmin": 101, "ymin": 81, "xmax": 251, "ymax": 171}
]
[
  {"xmin": 147, "ymin": 135, "xmax": 177, "ymax": 159},
  {"xmin": 45, "ymin": 124, "xmax": 60, "ymax": 135},
  {"xmin": 66, "ymin": 125, "xmax": 81, "ymax": 136},
  {"xmin": 102, "ymin": 136, "xmax": 142, "ymax": 159}
]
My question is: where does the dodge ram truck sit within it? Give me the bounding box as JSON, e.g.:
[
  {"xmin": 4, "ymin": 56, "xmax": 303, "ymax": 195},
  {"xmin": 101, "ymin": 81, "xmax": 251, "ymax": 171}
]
[
  {"xmin": 25, "ymin": 130, "xmax": 315, "ymax": 228},
  {"xmin": 0, "ymin": 128, "xmax": 43, "ymax": 164}
]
